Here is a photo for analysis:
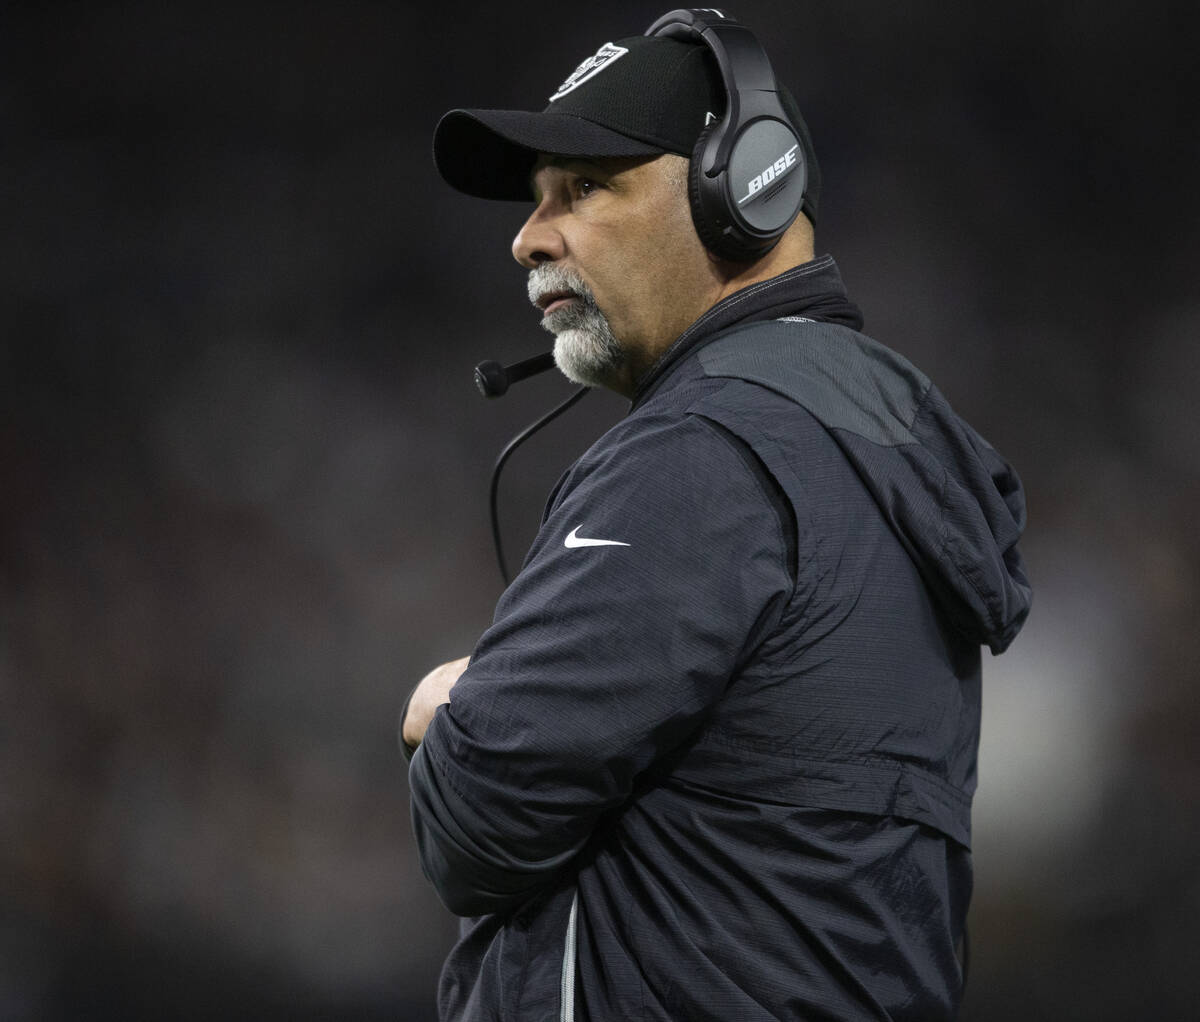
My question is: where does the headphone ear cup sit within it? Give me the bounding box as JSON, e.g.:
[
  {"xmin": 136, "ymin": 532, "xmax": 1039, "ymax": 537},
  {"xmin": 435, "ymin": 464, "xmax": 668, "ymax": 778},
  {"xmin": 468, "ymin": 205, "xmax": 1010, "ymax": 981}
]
[
  {"xmin": 688, "ymin": 122, "xmax": 786, "ymax": 263},
  {"xmin": 690, "ymin": 121, "xmax": 807, "ymax": 262}
]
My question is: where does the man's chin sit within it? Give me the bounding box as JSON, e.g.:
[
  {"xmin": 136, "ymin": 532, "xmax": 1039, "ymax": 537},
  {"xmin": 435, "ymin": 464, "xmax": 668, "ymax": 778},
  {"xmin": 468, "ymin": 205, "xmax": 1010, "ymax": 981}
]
[{"xmin": 552, "ymin": 329, "xmax": 625, "ymax": 389}]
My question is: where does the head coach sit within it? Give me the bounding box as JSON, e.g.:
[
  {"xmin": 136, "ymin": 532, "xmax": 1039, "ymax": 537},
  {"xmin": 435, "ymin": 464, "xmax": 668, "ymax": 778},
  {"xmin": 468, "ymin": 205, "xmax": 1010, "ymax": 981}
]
[{"xmin": 400, "ymin": 9, "xmax": 1032, "ymax": 1020}]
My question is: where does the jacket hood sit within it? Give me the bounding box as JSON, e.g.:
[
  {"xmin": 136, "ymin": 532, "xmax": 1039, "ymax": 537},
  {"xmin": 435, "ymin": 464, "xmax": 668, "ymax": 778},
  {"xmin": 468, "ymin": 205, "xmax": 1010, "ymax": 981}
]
[{"xmin": 700, "ymin": 319, "xmax": 1032, "ymax": 653}]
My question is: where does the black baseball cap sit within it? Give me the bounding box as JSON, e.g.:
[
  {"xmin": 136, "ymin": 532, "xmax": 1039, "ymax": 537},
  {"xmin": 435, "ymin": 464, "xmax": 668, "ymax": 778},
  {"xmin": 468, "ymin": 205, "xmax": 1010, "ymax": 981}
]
[{"xmin": 433, "ymin": 32, "xmax": 820, "ymax": 224}]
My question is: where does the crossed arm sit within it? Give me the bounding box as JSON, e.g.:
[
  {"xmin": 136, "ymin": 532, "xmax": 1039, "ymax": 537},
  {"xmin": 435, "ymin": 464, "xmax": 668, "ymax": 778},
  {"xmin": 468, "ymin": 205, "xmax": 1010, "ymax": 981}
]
[{"xmin": 401, "ymin": 414, "xmax": 793, "ymax": 916}]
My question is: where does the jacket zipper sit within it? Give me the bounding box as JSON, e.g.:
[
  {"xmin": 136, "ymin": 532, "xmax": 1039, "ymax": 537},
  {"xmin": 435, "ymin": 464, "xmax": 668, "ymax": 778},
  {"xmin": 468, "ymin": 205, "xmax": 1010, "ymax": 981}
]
[{"xmin": 559, "ymin": 890, "xmax": 579, "ymax": 1022}]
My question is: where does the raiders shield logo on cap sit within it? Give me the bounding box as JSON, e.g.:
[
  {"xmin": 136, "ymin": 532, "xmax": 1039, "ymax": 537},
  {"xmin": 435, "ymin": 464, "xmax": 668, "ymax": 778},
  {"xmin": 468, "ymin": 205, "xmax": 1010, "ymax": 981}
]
[{"xmin": 549, "ymin": 42, "xmax": 629, "ymax": 102}]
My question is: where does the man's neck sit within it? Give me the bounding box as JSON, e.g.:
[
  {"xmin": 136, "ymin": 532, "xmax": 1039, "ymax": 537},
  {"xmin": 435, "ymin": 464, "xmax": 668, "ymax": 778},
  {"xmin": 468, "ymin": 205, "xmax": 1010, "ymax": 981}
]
[
  {"xmin": 628, "ymin": 253, "xmax": 862, "ymax": 409},
  {"xmin": 711, "ymin": 237, "xmax": 817, "ymax": 306}
]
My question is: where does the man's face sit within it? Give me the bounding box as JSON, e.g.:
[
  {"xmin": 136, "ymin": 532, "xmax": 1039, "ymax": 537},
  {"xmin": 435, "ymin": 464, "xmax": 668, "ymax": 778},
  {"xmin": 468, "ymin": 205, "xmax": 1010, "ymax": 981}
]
[{"xmin": 513, "ymin": 153, "xmax": 723, "ymax": 397}]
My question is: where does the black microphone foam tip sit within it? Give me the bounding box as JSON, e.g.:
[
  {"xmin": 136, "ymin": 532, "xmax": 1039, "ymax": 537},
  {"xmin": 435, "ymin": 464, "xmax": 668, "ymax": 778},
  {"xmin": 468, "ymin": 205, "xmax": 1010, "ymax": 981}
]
[{"xmin": 474, "ymin": 360, "xmax": 508, "ymax": 398}]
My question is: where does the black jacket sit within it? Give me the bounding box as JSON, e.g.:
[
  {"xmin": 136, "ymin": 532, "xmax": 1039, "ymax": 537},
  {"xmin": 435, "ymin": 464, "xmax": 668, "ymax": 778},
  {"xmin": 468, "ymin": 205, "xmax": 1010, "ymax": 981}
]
[{"xmin": 409, "ymin": 255, "xmax": 1031, "ymax": 1020}]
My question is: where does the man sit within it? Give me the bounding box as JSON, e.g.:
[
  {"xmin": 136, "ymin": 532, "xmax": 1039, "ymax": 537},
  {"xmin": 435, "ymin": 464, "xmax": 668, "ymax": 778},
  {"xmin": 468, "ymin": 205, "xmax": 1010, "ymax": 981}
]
[{"xmin": 403, "ymin": 10, "xmax": 1031, "ymax": 1021}]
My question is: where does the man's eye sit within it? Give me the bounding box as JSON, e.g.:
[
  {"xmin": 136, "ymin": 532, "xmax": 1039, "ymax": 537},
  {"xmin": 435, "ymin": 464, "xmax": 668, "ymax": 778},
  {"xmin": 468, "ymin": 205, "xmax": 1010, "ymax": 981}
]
[{"xmin": 574, "ymin": 178, "xmax": 600, "ymax": 199}]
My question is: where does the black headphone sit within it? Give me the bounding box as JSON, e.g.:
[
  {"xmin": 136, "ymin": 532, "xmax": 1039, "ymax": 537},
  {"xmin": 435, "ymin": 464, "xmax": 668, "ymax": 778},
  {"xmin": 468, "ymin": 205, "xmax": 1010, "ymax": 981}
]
[{"xmin": 646, "ymin": 8, "xmax": 807, "ymax": 262}]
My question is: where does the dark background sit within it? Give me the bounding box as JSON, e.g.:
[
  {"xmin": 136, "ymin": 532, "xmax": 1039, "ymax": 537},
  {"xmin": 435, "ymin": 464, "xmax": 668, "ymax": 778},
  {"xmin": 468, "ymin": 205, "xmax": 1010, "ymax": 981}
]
[{"xmin": 3, "ymin": 1, "xmax": 1197, "ymax": 1018}]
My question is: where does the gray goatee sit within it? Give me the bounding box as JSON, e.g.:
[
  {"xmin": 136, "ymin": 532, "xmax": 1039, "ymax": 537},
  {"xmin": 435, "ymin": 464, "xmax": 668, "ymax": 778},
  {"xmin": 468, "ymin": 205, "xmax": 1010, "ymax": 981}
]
[{"xmin": 527, "ymin": 265, "xmax": 625, "ymax": 388}]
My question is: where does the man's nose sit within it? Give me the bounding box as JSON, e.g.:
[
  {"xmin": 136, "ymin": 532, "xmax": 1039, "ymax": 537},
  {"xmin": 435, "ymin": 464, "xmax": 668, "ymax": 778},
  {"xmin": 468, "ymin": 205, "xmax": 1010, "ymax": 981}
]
[{"xmin": 512, "ymin": 207, "xmax": 566, "ymax": 268}]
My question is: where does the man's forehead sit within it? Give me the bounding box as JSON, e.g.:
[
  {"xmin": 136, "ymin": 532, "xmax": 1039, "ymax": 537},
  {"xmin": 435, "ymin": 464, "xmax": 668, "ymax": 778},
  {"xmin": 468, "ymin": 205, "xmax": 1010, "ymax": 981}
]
[{"xmin": 534, "ymin": 154, "xmax": 606, "ymax": 173}]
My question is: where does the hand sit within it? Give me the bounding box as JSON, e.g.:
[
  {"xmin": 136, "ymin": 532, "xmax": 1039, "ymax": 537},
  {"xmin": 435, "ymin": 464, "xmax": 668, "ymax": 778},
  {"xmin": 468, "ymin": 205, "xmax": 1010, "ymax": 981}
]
[{"xmin": 402, "ymin": 656, "xmax": 471, "ymax": 751}]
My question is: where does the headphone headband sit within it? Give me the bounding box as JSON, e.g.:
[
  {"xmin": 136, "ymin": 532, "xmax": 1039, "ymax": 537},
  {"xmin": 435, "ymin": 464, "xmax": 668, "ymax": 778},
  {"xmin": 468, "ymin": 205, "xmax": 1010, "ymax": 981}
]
[{"xmin": 646, "ymin": 10, "xmax": 776, "ymax": 92}]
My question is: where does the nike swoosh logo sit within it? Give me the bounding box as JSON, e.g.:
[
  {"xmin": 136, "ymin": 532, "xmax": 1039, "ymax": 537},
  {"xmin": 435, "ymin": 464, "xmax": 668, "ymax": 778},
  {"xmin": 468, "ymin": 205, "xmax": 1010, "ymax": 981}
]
[{"xmin": 564, "ymin": 526, "xmax": 630, "ymax": 549}]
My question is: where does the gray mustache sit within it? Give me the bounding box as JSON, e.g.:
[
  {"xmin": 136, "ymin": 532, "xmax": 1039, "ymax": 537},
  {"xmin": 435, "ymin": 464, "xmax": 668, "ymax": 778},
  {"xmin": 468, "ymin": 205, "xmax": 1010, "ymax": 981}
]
[{"xmin": 527, "ymin": 265, "xmax": 595, "ymax": 308}]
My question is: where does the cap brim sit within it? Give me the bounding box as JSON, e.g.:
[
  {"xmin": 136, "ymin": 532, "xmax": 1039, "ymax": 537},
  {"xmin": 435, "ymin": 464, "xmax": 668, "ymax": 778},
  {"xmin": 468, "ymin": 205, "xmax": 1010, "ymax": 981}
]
[{"xmin": 433, "ymin": 108, "xmax": 666, "ymax": 201}]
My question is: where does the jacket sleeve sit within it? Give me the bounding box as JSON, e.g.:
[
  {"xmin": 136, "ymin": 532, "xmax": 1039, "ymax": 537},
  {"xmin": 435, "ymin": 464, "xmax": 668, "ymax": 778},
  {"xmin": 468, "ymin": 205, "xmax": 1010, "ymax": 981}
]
[{"xmin": 409, "ymin": 410, "xmax": 795, "ymax": 916}]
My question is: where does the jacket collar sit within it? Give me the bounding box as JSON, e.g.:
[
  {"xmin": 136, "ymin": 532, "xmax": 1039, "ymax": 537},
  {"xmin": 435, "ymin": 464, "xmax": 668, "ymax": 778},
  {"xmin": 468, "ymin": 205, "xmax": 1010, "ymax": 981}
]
[{"xmin": 630, "ymin": 254, "xmax": 863, "ymax": 410}]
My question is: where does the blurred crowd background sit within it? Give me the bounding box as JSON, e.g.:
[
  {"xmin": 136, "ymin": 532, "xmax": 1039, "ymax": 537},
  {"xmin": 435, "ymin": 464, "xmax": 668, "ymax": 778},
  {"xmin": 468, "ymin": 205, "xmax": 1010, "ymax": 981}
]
[{"xmin": 3, "ymin": 1, "xmax": 1197, "ymax": 1018}]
